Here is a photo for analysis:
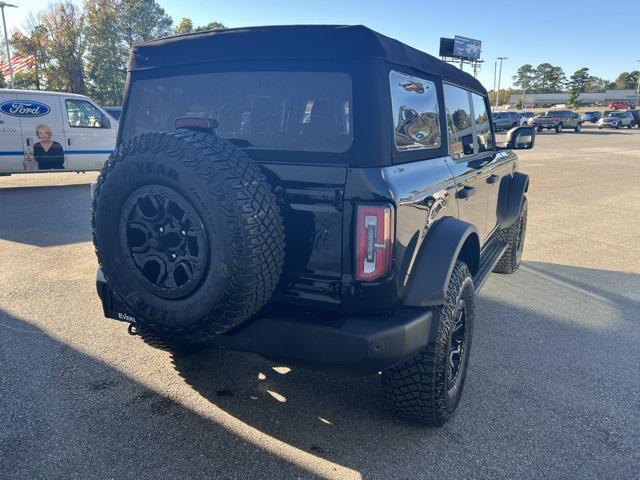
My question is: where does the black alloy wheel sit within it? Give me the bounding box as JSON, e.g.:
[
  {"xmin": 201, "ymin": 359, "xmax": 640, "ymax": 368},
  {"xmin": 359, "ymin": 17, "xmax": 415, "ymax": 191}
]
[{"xmin": 120, "ymin": 184, "xmax": 209, "ymax": 300}]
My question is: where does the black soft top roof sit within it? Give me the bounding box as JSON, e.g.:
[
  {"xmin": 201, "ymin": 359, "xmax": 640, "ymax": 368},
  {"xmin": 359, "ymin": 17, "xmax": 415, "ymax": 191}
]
[{"xmin": 130, "ymin": 25, "xmax": 486, "ymax": 95}]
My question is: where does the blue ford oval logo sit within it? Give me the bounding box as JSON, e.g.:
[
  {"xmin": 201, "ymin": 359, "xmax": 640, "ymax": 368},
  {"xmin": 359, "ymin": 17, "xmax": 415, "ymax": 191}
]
[{"xmin": 0, "ymin": 100, "xmax": 51, "ymax": 117}]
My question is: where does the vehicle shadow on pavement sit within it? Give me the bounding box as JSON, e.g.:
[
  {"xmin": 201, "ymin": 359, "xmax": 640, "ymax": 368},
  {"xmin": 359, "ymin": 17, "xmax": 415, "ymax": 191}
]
[
  {"xmin": 0, "ymin": 184, "xmax": 93, "ymax": 247},
  {"xmin": 169, "ymin": 261, "xmax": 640, "ymax": 479},
  {"xmin": 0, "ymin": 308, "xmax": 353, "ymax": 480},
  {"xmin": 533, "ymin": 130, "xmax": 629, "ymax": 136}
]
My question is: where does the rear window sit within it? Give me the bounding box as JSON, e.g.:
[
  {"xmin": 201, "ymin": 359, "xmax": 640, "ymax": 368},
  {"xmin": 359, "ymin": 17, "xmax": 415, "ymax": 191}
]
[{"xmin": 122, "ymin": 71, "xmax": 353, "ymax": 153}]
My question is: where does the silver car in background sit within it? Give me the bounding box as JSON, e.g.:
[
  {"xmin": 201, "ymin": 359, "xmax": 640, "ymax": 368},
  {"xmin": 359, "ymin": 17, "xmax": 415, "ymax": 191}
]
[
  {"xmin": 597, "ymin": 111, "xmax": 635, "ymax": 129},
  {"xmin": 492, "ymin": 111, "xmax": 522, "ymax": 131}
]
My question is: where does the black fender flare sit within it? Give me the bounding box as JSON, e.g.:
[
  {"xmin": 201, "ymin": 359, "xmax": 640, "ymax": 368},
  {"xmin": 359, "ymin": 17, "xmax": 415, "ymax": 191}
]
[
  {"xmin": 403, "ymin": 217, "xmax": 479, "ymax": 307},
  {"xmin": 498, "ymin": 172, "xmax": 529, "ymax": 229}
]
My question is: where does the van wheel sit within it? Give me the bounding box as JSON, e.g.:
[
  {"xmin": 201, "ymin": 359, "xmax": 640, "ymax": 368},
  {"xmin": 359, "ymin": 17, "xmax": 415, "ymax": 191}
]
[
  {"xmin": 382, "ymin": 261, "xmax": 475, "ymax": 426},
  {"xmin": 493, "ymin": 197, "xmax": 527, "ymax": 274},
  {"xmin": 555, "ymin": 122, "xmax": 563, "ymax": 133},
  {"xmin": 92, "ymin": 130, "xmax": 285, "ymax": 342}
]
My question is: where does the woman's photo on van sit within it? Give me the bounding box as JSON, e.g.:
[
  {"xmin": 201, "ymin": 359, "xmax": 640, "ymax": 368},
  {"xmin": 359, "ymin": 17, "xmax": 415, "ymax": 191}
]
[{"xmin": 32, "ymin": 124, "xmax": 65, "ymax": 170}]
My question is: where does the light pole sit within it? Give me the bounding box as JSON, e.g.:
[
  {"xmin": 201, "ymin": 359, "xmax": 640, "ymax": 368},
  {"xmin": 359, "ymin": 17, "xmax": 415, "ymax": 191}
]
[
  {"xmin": 636, "ymin": 60, "xmax": 640, "ymax": 107},
  {"xmin": 0, "ymin": 2, "xmax": 17, "ymax": 88},
  {"xmin": 493, "ymin": 59, "xmax": 497, "ymax": 106},
  {"xmin": 495, "ymin": 57, "xmax": 507, "ymax": 107}
]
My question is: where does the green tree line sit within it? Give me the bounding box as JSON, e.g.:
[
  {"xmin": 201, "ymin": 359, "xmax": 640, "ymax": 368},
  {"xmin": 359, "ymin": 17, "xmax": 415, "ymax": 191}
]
[
  {"xmin": 489, "ymin": 64, "xmax": 639, "ymax": 106},
  {"xmin": 4, "ymin": 0, "xmax": 225, "ymax": 105},
  {"xmin": 511, "ymin": 63, "xmax": 639, "ymax": 94}
]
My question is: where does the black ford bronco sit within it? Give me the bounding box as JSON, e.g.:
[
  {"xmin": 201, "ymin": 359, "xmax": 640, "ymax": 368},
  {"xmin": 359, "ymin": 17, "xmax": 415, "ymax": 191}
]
[{"xmin": 93, "ymin": 25, "xmax": 533, "ymax": 426}]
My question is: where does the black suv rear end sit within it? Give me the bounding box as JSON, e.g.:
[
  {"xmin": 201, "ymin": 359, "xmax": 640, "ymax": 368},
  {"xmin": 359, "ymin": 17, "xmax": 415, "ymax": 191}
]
[{"xmin": 93, "ymin": 25, "xmax": 532, "ymax": 425}]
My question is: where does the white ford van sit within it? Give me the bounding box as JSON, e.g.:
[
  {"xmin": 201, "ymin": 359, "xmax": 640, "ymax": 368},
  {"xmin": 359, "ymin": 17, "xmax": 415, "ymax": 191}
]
[{"xmin": 0, "ymin": 89, "xmax": 116, "ymax": 175}]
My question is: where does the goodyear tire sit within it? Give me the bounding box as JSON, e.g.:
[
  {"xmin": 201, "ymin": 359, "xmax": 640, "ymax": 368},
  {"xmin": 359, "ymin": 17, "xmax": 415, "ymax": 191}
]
[
  {"xmin": 92, "ymin": 130, "xmax": 285, "ymax": 342},
  {"xmin": 382, "ymin": 261, "xmax": 475, "ymax": 426}
]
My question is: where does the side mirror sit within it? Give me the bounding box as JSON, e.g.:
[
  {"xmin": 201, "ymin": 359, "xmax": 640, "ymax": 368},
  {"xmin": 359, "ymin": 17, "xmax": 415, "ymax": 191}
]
[
  {"xmin": 101, "ymin": 114, "xmax": 111, "ymax": 129},
  {"xmin": 503, "ymin": 126, "xmax": 535, "ymax": 150}
]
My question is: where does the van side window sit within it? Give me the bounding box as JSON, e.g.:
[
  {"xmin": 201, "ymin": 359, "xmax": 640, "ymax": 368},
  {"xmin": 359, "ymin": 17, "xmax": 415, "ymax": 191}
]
[
  {"xmin": 65, "ymin": 99, "xmax": 108, "ymax": 128},
  {"xmin": 443, "ymin": 84, "xmax": 473, "ymax": 159},
  {"xmin": 471, "ymin": 93, "xmax": 494, "ymax": 152},
  {"xmin": 389, "ymin": 70, "xmax": 441, "ymax": 151}
]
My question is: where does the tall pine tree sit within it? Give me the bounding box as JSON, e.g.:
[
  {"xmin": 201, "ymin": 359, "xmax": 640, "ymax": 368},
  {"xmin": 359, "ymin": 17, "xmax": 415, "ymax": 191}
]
[{"xmin": 85, "ymin": 0, "xmax": 128, "ymax": 105}]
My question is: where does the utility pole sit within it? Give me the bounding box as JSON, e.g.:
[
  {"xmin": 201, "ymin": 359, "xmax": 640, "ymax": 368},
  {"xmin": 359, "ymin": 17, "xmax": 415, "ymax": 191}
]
[
  {"xmin": 495, "ymin": 57, "xmax": 508, "ymax": 107},
  {"xmin": 636, "ymin": 60, "xmax": 640, "ymax": 107},
  {"xmin": 493, "ymin": 60, "xmax": 497, "ymax": 106},
  {"xmin": 0, "ymin": 2, "xmax": 18, "ymax": 88}
]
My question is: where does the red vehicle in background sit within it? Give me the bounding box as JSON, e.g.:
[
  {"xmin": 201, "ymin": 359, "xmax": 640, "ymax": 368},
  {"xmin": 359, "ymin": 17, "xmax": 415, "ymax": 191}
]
[{"xmin": 608, "ymin": 101, "xmax": 633, "ymax": 110}]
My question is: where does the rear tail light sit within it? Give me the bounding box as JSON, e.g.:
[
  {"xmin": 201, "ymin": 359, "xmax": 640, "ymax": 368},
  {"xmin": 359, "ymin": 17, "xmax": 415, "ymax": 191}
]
[{"xmin": 355, "ymin": 204, "xmax": 394, "ymax": 281}]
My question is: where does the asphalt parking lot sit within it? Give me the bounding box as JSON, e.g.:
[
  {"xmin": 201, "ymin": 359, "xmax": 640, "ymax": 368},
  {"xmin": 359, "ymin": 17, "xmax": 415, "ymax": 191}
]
[{"xmin": 1, "ymin": 125, "xmax": 639, "ymax": 479}]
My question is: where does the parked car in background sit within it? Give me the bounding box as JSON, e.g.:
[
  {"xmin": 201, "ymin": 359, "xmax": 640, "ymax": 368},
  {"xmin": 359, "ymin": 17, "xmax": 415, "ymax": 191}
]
[
  {"xmin": 0, "ymin": 89, "xmax": 116, "ymax": 175},
  {"xmin": 581, "ymin": 111, "xmax": 602, "ymax": 123},
  {"xmin": 518, "ymin": 112, "xmax": 535, "ymax": 125},
  {"xmin": 608, "ymin": 101, "xmax": 632, "ymax": 110},
  {"xmin": 597, "ymin": 111, "xmax": 635, "ymax": 129},
  {"xmin": 529, "ymin": 109, "xmax": 582, "ymax": 133},
  {"xmin": 492, "ymin": 111, "xmax": 521, "ymax": 131},
  {"xmin": 628, "ymin": 110, "xmax": 640, "ymax": 128},
  {"xmin": 102, "ymin": 106, "xmax": 122, "ymax": 121}
]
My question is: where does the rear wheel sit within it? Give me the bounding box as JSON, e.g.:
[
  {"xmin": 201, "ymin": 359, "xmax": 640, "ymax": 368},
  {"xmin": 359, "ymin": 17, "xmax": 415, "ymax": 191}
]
[
  {"xmin": 382, "ymin": 261, "xmax": 475, "ymax": 426},
  {"xmin": 536, "ymin": 126, "xmax": 542, "ymax": 133},
  {"xmin": 574, "ymin": 122, "xmax": 582, "ymax": 133},
  {"xmin": 616, "ymin": 122, "xmax": 621, "ymax": 129},
  {"xmin": 555, "ymin": 122, "xmax": 563, "ymax": 133}
]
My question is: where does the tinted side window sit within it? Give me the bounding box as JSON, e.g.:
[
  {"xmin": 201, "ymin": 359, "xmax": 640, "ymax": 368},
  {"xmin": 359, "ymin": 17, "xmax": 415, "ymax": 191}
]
[
  {"xmin": 389, "ymin": 70, "xmax": 441, "ymax": 151},
  {"xmin": 65, "ymin": 99, "xmax": 108, "ymax": 128},
  {"xmin": 443, "ymin": 84, "xmax": 473, "ymax": 159},
  {"xmin": 472, "ymin": 94, "xmax": 494, "ymax": 152}
]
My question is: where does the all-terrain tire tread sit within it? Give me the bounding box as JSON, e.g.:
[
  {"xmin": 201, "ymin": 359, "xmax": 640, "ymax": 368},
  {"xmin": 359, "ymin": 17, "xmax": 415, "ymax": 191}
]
[
  {"xmin": 92, "ymin": 130, "xmax": 285, "ymax": 343},
  {"xmin": 493, "ymin": 197, "xmax": 527, "ymax": 274},
  {"xmin": 382, "ymin": 261, "xmax": 474, "ymax": 426}
]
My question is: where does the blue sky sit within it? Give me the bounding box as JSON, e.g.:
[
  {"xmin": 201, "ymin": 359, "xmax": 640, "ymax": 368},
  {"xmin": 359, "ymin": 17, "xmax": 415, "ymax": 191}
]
[{"xmin": 5, "ymin": 0, "xmax": 638, "ymax": 90}]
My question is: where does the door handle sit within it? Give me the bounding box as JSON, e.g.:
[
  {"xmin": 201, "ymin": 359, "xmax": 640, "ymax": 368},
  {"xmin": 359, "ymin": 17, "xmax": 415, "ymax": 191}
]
[
  {"xmin": 456, "ymin": 186, "xmax": 476, "ymax": 199},
  {"xmin": 469, "ymin": 156, "xmax": 494, "ymax": 169},
  {"xmin": 26, "ymin": 138, "xmax": 31, "ymax": 147},
  {"xmin": 486, "ymin": 175, "xmax": 499, "ymax": 184},
  {"xmin": 67, "ymin": 138, "xmax": 71, "ymax": 147}
]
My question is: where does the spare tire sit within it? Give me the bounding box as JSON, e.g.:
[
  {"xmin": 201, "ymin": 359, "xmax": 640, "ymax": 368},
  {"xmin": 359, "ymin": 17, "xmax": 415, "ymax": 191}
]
[{"xmin": 92, "ymin": 130, "xmax": 285, "ymax": 341}]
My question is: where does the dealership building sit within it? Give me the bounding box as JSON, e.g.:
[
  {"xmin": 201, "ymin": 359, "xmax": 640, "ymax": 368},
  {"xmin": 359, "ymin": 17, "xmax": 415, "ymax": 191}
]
[{"xmin": 507, "ymin": 89, "xmax": 640, "ymax": 107}]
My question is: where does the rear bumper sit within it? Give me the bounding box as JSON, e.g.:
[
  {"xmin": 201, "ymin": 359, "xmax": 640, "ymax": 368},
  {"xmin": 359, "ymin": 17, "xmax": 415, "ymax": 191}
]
[{"xmin": 96, "ymin": 268, "xmax": 432, "ymax": 375}]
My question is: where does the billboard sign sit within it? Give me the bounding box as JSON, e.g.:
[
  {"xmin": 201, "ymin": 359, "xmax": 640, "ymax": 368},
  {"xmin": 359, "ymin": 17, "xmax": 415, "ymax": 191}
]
[{"xmin": 453, "ymin": 36, "xmax": 481, "ymax": 60}]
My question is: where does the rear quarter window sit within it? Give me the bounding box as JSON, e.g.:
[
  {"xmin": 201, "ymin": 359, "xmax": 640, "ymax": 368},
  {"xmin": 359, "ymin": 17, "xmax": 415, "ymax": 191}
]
[{"xmin": 389, "ymin": 70, "xmax": 441, "ymax": 151}]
